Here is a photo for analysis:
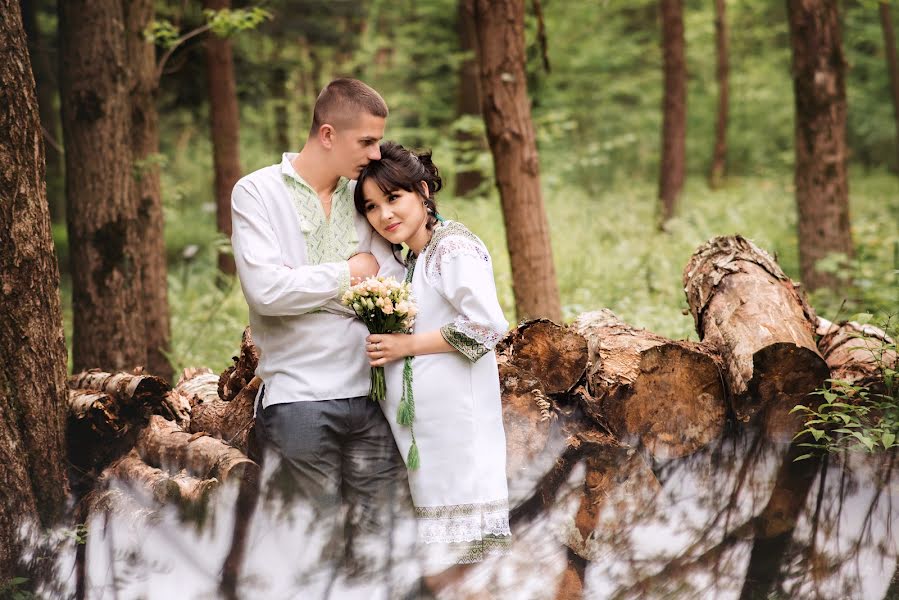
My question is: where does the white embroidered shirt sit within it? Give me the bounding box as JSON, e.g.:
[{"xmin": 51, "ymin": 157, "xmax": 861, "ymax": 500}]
[{"xmin": 231, "ymin": 153, "xmax": 404, "ymax": 406}]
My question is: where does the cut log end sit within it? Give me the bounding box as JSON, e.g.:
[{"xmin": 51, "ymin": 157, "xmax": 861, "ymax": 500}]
[
  {"xmin": 622, "ymin": 343, "xmax": 726, "ymax": 459},
  {"xmin": 499, "ymin": 319, "xmax": 588, "ymax": 396}
]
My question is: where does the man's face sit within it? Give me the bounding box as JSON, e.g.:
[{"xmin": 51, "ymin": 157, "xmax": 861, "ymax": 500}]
[{"xmin": 329, "ymin": 113, "xmax": 386, "ymax": 179}]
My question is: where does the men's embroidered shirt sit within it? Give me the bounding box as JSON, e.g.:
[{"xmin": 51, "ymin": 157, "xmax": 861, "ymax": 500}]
[{"xmin": 231, "ymin": 153, "xmax": 404, "ymax": 406}]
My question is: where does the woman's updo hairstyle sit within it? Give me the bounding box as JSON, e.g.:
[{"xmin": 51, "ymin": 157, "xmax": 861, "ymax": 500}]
[{"xmin": 354, "ymin": 141, "xmax": 443, "ymax": 231}]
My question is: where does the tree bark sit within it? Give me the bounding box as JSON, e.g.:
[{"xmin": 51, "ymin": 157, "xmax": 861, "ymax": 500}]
[
  {"xmin": 786, "ymin": 0, "xmax": 853, "ymax": 291},
  {"xmin": 500, "ymin": 363, "xmax": 555, "ymax": 484},
  {"xmin": 190, "ymin": 376, "xmax": 260, "ymax": 454},
  {"xmin": 69, "ymin": 370, "xmax": 171, "ymax": 408},
  {"xmin": 124, "ymin": 0, "xmax": 172, "ymax": 382},
  {"xmin": 880, "ymin": 1, "xmax": 899, "ymax": 170},
  {"xmin": 659, "ymin": 0, "xmax": 687, "ymax": 225},
  {"xmin": 816, "ymin": 318, "xmax": 897, "ymax": 393},
  {"xmin": 454, "ymin": 0, "xmax": 485, "ymax": 197},
  {"xmin": 136, "ymin": 415, "xmax": 257, "ymax": 482},
  {"xmin": 59, "ymin": 0, "xmax": 147, "ymax": 373},
  {"xmin": 683, "ymin": 236, "xmax": 829, "ymax": 436},
  {"xmin": 218, "ymin": 326, "xmax": 259, "ymax": 402},
  {"xmin": 468, "ymin": 0, "xmax": 562, "ymax": 322},
  {"xmin": 709, "ymin": 0, "xmax": 729, "ymax": 188},
  {"xmin": 20, "ymin": 0, "xmax": 64, "ymax": 222},
  {"xmin": 572, "ymin": 310, "xmax": 727, "ymax": 459},
  {"xmin": 99, "ymin": 449, "xmax": 219, "ymax": 506},
  {"xmin": 0, "ymin": 1, "xmax": 70, "ymax": 579},
  {"xmin": 203, "ymin": 0, "xmax": 242, "ymax": 276},
  {"xmin": 496, "ymin": 319, "xmax": 588, "ymax": 396},
  {"xmin": 176, "ymin": 367, "xmax": 222, "ymax": 407}
]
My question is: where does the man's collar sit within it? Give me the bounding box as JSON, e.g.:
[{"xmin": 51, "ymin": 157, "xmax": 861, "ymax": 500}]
[{"xmin": 280, "ymin": 153, "xmax": 350, "ymax": 195}]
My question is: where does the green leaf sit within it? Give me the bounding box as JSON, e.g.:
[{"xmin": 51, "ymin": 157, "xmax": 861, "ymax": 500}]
[
  {"xmin": 793, "ymin": 453, "xmax": 815, "ymax": 462},
  {"xmin": 882, "ymin": 432, "xmax": 896, "ymax": 448}
]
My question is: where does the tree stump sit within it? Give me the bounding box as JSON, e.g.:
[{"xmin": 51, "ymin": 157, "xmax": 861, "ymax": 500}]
[
  {"xmin": 572, "ymin": 310, "xmax": 726, "ymax": 459},
  {"xmin": 136, "ymin": 415, "xmax": 257, "ymax": 482},
  {"xmin": 189, "ymin": 376, "xmax": 260, "ymax": 454},
  {"xmin": 497, "ymin": 319, "xmax": 588, "ymax": 396},
  {"xmin": 683, "ymin": 236, "xmax": 829, "ymax": 433},
  {"xmin": 817, "ymin": 318, "xmax": 897, "ymax": 393},
  {"xmin": 218, "ymin": 326, "xmax": 259, "ymax": 401}
]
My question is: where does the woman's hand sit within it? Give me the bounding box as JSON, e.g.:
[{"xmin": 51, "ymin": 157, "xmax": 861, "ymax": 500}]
[{"xmin": 366, "ymin": 333, "xmax": 413, "ymax": 366}]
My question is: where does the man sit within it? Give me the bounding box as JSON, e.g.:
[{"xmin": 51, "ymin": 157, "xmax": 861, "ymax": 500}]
[{"xmin": 230, "ymin": 79, "xmax": 405, "ymax": 575}]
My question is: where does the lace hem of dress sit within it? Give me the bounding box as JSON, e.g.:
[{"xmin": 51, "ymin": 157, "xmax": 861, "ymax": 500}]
[{"xmin": 416, "ymin": 499, "xmax": 511, "ymax": 544}]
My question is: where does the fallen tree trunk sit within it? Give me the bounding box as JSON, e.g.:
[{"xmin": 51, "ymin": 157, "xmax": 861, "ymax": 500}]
[
  {"xmin": 67, "ymin": 388, "xmax": 148, "ymax": 480},
  {"xmin": 817, "ymin": 318, "xmax": 897, "ymax": 393},
  {"xmin": 497, "ymin": 319, "xmax": 588, "ymax": 396},
  {"xmin": 500, "ymin": 363, "xmax": 556, "ymax": 484},
  {"xmin": 562, "ymin": 430, "xmax": 662, "ymax": 561},
  {"xmin": 69, "ymin": 369, "xmax": 170, "ymax": 409},
  {"xmin": 683, "ymin": 236, "xmax": 829, "ymax": 431},
  {"xmin": 136, "ymin": 415, "xmax": 257, "ymax": 482},
  {"xmin": 99, "ymin": 449, "xmax": 220, "ymax": 506},
  {"xmin": 572, "ymin": 310, "xmax": 727, "ymax": 459},
  {"xmin": 174, "ymin": 367, "xmax": 221, "ymax": 408},
  {"xmin": 189, "ymin": 376, "xmax": 260, "ymax": 454},
  {"xmin": 219, "ymin": 326, "xmax": 259, "ymax": 402}
]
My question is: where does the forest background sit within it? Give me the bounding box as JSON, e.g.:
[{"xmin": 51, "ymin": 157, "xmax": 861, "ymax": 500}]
[{"xmin": 27, "ymin": 0, "xmax": 899, "ymax": 375}]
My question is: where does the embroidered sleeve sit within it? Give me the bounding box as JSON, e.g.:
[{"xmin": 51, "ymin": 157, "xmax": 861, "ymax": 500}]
[
  {"xmin": 441, "ymin": 317, "xmax": 504, "ymax": 361},
  {"xmin": 427, "ymin": 224, "xmax": 509, "ymax": 362}
]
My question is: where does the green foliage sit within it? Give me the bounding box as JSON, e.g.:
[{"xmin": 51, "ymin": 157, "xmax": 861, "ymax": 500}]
[
  {"xmin": 204, "ymin": 8, "xmax": 272, "ymax": 37},
  {"xmin": 0, "ymin": 577, "xmax": 35, "ymax": 600},
  {"xmin": 792, "ymin": 316, "xmax": 898, "ymax": 459}
]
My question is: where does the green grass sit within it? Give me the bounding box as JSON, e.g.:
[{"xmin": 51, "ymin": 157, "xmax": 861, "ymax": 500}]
[{"xmin": 55, "ymin": 169, "xmax": 899, "ymax": 376}]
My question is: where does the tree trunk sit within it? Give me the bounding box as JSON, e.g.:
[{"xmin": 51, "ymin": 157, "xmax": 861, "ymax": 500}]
[
  {"xmin": 0, "ymin": 1, "xmax": 70, "ymax": 579},
  {"xmin": 124, "ymin": 0, "xmax": 172, "ymax": 382},
  {"xmin": 709, "ymin": 0, "xmax": 729, "ymax": 188},
  {"xmin": 203, "ymin": 0, "xmax": 242, "ymax": 276},
  {"xmin": 572, "ymin": 310, "xmax": 727, "ymax": 459},
  {"xmin": 880, "ymin": 1, "xmax": 899, "ymax": 170},
  {"xmin": 69, "ymin": 370, "xmax": 171, "ymax": 408},
  {"xmin": 658, "ymin": 0, "xmax": 687, "ymax": 225},
  {"xmin": 59, "ymin": 0, "xmax": 147, "ymax": 373},
  {"xmin": 99, "ymin": 449, "xmax": 219, "ymax": 506},
  {"xmin": 20, "ymin": 0, "xmax": 64, "ymax": 222},
  {"xmin": 176, "ymin": 367, "xmax": 221, "ymax": 407},
  {"xmin": 683, "ymin": 236, "xmax": 829, "ymax": 437},
  {"xmin": 786, "ymin": 0, "xmax": 853, "ymax": 291},
  {"xmin": 136, "ymin": 415, "xmax": 257, "ymax": 482},
  {"xmin": 454, "ymin": 0, "xmax": 485, "ymax": 197},
  {"xmin": 468, "ymin": 0, "xmax": 562, "ymax": 322},
  {"xmin": 816, "ymin": 318, "xmax": 897, "ymax": 393},
  {"xmin": 496, "ymin": 319, "xmax": 588, "ymax": 396}
]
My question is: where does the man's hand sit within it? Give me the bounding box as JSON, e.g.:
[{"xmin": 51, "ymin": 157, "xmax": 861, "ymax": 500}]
[{"xmin": 348, "ymin": 252, "xmax": 380, "ymax": 283}]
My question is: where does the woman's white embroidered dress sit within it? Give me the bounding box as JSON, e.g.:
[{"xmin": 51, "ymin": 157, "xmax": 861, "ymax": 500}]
[{"xmin": 382, "ymin": 220, "xmax": 511, "ymax": 566}]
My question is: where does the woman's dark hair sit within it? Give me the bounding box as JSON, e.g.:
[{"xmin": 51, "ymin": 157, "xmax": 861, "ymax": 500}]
[{"xmin": 353, "ymin": 141, "xmax": 443, "ymax": 231}]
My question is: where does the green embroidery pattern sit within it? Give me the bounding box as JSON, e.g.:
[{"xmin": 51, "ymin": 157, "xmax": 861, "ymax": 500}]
[
  {"xmin": 414, "ymin": 498, "xmax": 509, "ymax": 519},
  {"xmin": 440, "ymin": 324, "xmax": 489, "ymax": 362},
  {"xmin": 283, "ymin": 175, "xmax": 358, "ymax": 265}
]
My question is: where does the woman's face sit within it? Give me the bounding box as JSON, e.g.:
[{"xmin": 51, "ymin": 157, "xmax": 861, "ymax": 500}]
[{"xmin": 361, "ymin": 178, "xmax": 430, "ymax": 252}]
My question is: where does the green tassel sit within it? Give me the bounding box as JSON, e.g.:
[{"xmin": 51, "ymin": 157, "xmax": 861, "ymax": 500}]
[
  {"xmin": 396, "ymin": 399, "xmax": 414, "ymax": 426},
  {"xmin": 407, "ymin": 441, "xmax": 420, "ymax": 470}
]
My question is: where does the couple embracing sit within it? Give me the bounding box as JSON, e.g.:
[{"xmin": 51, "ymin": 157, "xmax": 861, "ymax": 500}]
[{"xmin": 230, "ymin": 78, "xmax": 511, "ymax": 591}]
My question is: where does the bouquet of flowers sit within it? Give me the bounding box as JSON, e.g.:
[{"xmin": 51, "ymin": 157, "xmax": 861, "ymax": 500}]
[{"xmin": 341, "ymin": 276, "xmax": 417, "ymax": 402}]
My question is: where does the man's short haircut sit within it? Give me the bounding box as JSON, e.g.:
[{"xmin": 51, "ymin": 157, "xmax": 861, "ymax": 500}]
[{"xmin": 310, "ymin": 78, "xmax": 388, "ymax": 136}]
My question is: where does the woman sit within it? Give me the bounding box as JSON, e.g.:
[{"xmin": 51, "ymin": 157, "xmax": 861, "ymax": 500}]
[{"xmin": 353, "ymin": 142, "xmax": 511, "ymax": 576}]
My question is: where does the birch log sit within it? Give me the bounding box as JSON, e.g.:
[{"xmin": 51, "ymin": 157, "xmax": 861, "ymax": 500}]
[
  {"xmin": 817, "ymin": 318, "xmax": 897, "ymax": 393},
  {"xmin": 136, "ymin": 415, "xmax": 257, "ymax": 482},
  {"xmin": 497, "ymin": 319, "xmax": 588, "ymax": 395},
  {"xmin": 572, "ymin": 310, "xmax": 727, "ymax": 459},
  {"xmin": 219, "ymin": 326, "xmax": 259, "ymax": 401},
  {"xmin": 190, "ymin": 376, "xmax": 260, "ymax": 454},
  {"xmin": 683, "ymin": 236, "xmax": 829, "ymax": 432}
]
